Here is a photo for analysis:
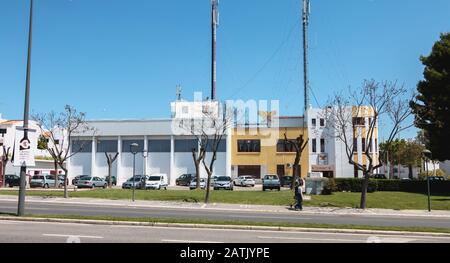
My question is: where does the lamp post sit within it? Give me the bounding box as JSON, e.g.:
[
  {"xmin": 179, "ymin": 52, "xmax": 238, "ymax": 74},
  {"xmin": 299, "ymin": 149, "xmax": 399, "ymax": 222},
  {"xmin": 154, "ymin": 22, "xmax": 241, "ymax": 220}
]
[
  {"xmin": 130, "ymin": 143, "xmax": 139, "ymax": 202},
  {"xmin": 422, "ymin": 149, "xmax": 432, "ymax": 212}
]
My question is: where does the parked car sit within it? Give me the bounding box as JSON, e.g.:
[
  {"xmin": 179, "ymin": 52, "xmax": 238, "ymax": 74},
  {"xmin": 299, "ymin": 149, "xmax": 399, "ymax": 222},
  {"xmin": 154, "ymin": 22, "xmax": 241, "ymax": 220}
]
[
  {"xmin": 104, "ymin": 175, "xmax": 117, "ymax": 186},
  {"xmin": 176, "ymin": 174, "xmax": 195, "ymax": 186},
  {"xmin": 72, "ymin": 175, "xmax": 85, "ymax": 186},
  {"xmin": 77, "ymin": 176, "xmax": 108, "ymax": 189},
  {"xmin": 30, "ymin": 175, "xmax": 63, "ymax": 188},
  {"xmin": 210, "ymin": 175, "xmax": 219, "ymax": 186},
  {"xmin": 145, "ymin": 174, "xmax": 168, "ymax": 190},
  {"xmin": 122, "ymin": 175, "xmax": 147, "ymax": 189},
  {"xmin": 262, "ymin": 174, "xmax": 281, "ymax": 191},
  {"xmin": 428, "ymin": 176, "xmax": 446, "ymax": 181},
  {"xmin": 372, "ymin": 174, "xmax": 387, "ymax": 179},
  {"xmin": 213, "ymin": 176, "xmax": 234, "ymax": 190},
  {"xmin": 233, "ymin": 176, "xmax": 256, "ymax": 187},
  {"xmin": 4, "ymin": 174, "xmax": 21, "ymax": 187},
  {"xmin": 280, "ymin": 175, "xmax": 293, "ymax": 187},
  {"xmin": 189, "ymin": 178, "xmax": 207, "ymax": 190}
]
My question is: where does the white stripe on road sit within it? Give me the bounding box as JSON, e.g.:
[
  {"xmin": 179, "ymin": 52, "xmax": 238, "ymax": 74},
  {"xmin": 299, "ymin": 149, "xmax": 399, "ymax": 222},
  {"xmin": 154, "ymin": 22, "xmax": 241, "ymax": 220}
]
[
  {"xmin": 162, "ymin": 239, "xmax": 223, "ymax": 243},
  {"xmin": 43, "ymin": 234, "xmax": 104, "ymax": 239},
  {"xmin": 257, "ymin": 236, "xmax": 361, "ymax": 242}
]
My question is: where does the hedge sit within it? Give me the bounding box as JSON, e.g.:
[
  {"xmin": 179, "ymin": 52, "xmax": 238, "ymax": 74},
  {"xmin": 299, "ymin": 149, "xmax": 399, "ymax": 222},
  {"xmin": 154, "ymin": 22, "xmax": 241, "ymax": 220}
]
[{"xmin": 333, "ymin": 178, "xmax": 450, "ymax": 195}]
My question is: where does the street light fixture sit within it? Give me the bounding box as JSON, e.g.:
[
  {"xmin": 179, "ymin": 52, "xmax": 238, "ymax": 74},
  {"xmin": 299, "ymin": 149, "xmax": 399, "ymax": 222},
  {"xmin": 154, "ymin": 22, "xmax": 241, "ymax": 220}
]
[
  {"xmin": 422, "ymin": 149, "xmax": 432, "ymax": 212},
  {"xmin": 130, "ymin": 143, "xmax": 139, "ymax": 202}
]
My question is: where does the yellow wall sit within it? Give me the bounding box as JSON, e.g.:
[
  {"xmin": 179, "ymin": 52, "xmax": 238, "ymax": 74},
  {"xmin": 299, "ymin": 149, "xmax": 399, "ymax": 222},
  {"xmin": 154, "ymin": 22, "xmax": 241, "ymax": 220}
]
[{"xmin": 231, "ymin": 127, "xmax": 309, "ymax": 178}]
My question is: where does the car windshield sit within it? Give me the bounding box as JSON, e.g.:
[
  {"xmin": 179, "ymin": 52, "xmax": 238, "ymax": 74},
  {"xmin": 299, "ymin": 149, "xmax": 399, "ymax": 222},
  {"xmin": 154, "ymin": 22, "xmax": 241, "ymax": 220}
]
[
  {"xmin": 32, "ymin": 175, "xmax": 44, "ymax": 180},
  {"xmin": 217, "ymin": 176, "xmax": 230, "ymax": 181},
  {"xmin": 191, "ymin": 179, "xmax": 205, "ymax": 183},
  {"xmin": 148, "ymin": 176, "xmax": 161, "ymax": 181},
  {"xmin": 80, "ymin": 176, "xmax": 92, "ymax": 180},
  {"xmin": 265, "ymin": 175, "xmax": 278, "ymax": 180},
  {"xmin": 128, "ymin": 177, "xmax": 142, "ymax": 182}
]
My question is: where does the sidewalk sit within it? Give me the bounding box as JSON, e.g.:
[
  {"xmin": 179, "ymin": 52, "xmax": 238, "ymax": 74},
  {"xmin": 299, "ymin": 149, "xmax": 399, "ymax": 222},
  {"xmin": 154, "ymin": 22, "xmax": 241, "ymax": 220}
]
[{"xmin": 1, "ymin": 194, "xmax": 450, "ymax": 218}]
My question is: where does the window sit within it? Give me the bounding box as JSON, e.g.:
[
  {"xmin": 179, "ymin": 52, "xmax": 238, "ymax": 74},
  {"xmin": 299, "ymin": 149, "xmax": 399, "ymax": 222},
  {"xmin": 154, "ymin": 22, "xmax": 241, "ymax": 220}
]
[
  {"xmin": 375, "ymin": 139, "xmax": 378, "ymax": 152},
  {"xmin": 97, "ymin": 140, "xmax": 118, "ymax": 153},
  {"xmin": 362, "ymin": 138, "xmax": 366, "ymax": 152},
  {"xmin": 320, "ymin": 118, "xmax": 325, "ymax": 127},
  {"xmin": 237, "ymin": 140, "xmax": 261, "ymax": 153},
  {"xmin": 353, "ymin": 138, "xmax": 358, "ymax": 152},
  {"xmin": 311, "ymin": 118, "xmax": 317, "ymax": 127},
  {"xmin": 312, "ymin": 139, "xmax": 317, "ymax": 153},
  {"xmin": 148, "ymin": 140, "xmax": 171, "ymax": 153},
  {"xmin": 352, "ymin": 117, "xmax": 365, "ymax": 126},
  {"xmin": 276, "ymin": 140, "xmax": 295, "ymax": 152},
  {"xmin": 206, "ymin": 139, "xmax": 226, "ymax": 152},
  {"xmin": 71, "ymin": 140, "xmax": 92, "ymax": 153},
  {"xmin": 320, "ymin": 139, "xmax": 325, "ymax": 153},
  {"xmin": 354, "ymin": 164, "xmax": 359, "ymax": 178},
  {"xmin": 175, "ymin": 140, "xmax": 198, "ymax": 152},
  {"xmin": 122, "ymin": 140, "xmax": 144, "ymax": 153}
]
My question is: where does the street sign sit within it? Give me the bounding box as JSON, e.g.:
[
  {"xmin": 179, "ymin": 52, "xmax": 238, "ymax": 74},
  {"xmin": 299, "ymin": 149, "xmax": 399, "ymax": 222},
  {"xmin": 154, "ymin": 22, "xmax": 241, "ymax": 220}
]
[{"xmin": 13, "ymin": 127, "xmax": 37, "ymax": 167}]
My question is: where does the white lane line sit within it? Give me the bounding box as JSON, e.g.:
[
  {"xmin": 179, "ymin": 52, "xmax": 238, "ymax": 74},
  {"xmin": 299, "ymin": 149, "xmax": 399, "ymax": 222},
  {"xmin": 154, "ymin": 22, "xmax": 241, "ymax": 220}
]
[
  {"xmin": 43, "ymin": 234, "xmax": 104, "ymax": 239},
  {"xmin": 257, "ymin": 236, "xmax": 361, "ymax": 242},
  {"xmin": 162, "ymin": 239, "xmax": 223, "ymax": 243}
]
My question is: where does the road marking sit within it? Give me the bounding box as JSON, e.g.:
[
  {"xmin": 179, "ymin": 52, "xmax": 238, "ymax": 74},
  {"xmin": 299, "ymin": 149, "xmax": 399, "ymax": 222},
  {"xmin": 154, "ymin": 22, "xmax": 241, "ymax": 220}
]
[
  {"xmin": 257, "ymin": 236, "xmax": 361, "ymax": 242},
  {"xmin": 43, "ymin": 234, "xmax": 104, "ymax": 239},
  {"xmin": 162, "ymin": 239, "xmax": 223, "ymax": 243}
]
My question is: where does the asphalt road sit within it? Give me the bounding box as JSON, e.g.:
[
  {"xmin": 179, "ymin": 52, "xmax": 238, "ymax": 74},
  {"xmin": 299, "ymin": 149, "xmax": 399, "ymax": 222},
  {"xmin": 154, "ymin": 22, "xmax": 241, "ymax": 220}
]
[
  {"xmin": 1, "ymin": 199, "xmax": 450, "ymax": 229},
  {"xmin": 0, "ymin": 220, "xmax": 449, "ymax": 243}
]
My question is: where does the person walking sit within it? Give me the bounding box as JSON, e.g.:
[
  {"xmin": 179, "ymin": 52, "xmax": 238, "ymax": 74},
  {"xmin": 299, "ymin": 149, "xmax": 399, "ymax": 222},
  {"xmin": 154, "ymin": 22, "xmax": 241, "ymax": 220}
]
[{"xmin": 294, "ymin": 179, "xmax": 304, "ymax": 211}]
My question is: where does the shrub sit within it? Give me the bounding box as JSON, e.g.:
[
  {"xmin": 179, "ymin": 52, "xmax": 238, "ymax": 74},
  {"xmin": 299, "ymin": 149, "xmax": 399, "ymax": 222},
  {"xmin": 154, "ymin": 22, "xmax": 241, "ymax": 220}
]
[
  {"xmin": 399, "ymin": 180, "xmax": 450, "ymax": 195},
  {"xmin": 376, "ymin": 179, "xmax": 401, "ymax": 191},
  {"xmin": 335, "ymin": 178, "xmax": 378, "ymax": 193},
  {"xmin": 322, "ymin": 178, "xmax": 337, "ymax": 195}
]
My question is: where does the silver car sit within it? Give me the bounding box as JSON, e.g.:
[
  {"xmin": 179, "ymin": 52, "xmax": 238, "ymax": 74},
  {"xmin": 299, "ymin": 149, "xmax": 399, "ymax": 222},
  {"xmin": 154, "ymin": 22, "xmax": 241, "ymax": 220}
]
[
  {"xmin": 76, "ymin": 176, "xmax": 107, "ymax": 189},
  {"xmin": 30, "ymin": 175, "xmax": 63, "ymax": 188},
  {"xmin": 213, "ymin": 176, "xmax": 234, "ymax": 190},
  {"xmin": 189, "ymin": 178, "xmax": 207, "ymax": 190}
]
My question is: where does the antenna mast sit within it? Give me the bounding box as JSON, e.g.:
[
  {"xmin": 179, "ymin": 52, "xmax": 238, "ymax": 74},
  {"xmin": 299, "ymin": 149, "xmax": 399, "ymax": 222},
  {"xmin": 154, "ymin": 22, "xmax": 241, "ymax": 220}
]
[
  {"xmin": 302, "ymin": 0, "xmax": 311, "ymax": 114},
  {"xmin": 211, "ymin": 0, "xmax": 219, "ymax": 101}
]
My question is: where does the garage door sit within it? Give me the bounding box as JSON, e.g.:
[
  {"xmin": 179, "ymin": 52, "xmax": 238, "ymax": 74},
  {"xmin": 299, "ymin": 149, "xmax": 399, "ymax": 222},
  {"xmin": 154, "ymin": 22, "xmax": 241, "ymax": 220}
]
[{"xmin": 238, "ymin": 165, "xmax": 261, "ymax": 179}]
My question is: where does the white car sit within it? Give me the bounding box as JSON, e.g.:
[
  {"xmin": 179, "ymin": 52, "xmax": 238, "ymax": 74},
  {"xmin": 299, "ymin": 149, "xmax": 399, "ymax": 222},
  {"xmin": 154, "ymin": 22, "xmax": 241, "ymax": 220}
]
[
  {"xmin": 234, "ymin": 175, "xmax": 256, "ymax": 187},
  {"xmin": 189, "ymin": 178, "xmax": 207, "ymax": 190},
  {"xmin": 145, "ymin": 174, "xmax": 168, "ymax": 190}
]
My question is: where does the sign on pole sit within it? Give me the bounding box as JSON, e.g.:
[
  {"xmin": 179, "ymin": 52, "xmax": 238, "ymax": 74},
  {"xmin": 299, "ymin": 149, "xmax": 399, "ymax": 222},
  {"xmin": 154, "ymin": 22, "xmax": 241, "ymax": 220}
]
[{"xmin": 13, "ymin": 127, "xmax": 37, "ymax": 167}]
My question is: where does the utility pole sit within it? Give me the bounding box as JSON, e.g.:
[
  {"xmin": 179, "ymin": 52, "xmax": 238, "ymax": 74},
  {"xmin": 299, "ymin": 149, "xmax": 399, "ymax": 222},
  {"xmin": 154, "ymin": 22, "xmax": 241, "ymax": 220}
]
[
  {"xmin": 211, "ymin": 0, "xmax": 219, "ymax": 101},
  {"xmin": 302, "ymin": 0, "xmax": 311, "ymax": 114},
  {"xmin": 18, "ymin": 0, "xmax": 34, "ymax": 216}
]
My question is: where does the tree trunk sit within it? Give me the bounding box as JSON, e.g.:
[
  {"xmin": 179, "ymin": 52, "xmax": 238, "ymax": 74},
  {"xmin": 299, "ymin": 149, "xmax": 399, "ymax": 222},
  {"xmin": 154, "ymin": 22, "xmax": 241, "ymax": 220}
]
[
  {"xmin": 54, "ymin": 160, "xmax": 59, "ymax": 189},
  {"xmin": 360, "ymin": 174, "xmax": 369, "ymax": 209},
  {"xmin": 108, "ymin": 161, "xmax": 112, "ymax": 188},
  {"xmin": 1, "ymin": 161, "xmax": 6, "ymax": 188},
  {"xmin": 195, "ymin": 162, "xmax": 201, "ymax": 190},
  {"xmin": 408, "ymin": 165, "xmax": 413, "ymax": 180},
  {"xmin": 62, "ymin": 167, "xmax": 69, "ymax": 199},
  {"xmin": 205, "ymin": 172, "xmax": 212, "ymax": 203}
]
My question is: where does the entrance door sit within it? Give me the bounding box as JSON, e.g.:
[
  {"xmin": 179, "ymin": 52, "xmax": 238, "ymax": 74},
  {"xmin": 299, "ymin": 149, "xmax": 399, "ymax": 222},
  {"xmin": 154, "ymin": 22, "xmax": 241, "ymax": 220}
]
[
  {"xmin": 277, "ymin": 165, "xmax": 285, "ymax": 177},
  {"xmin": 238, "ymin": 165, "xmax": 261, "ymax": 179}
]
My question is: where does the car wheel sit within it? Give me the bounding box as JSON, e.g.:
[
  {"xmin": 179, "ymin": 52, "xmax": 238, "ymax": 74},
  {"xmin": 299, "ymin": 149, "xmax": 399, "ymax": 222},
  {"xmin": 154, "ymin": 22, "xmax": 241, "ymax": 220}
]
[
  {"xmin": 92, "ymin": 184, "xmax": 95, "ymax": 189},
  {"xmin": 278, "ymin": 187, "xmax": 281, "ymax": 191},
  {"xmin": 262, "ymin": 187, "xmax": 266, "ymax": 191},
  {"xmin": 103, "ymin": 184, "xmax": 107, "ymax": 189},
  {"xmin": 6, "ymin": 183, "xmax": 11, "ymax": 188},
  {"xmin": 44, "ymin": 184, "xmax": 49, "ymax": 189},
  {"xmin": 214, "ymin": 187, "xmax": 218, "ymax": 190}
]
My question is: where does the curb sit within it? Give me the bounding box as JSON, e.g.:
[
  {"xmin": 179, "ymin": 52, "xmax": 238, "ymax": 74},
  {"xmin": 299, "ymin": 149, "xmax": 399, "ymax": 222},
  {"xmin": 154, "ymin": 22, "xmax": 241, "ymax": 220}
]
[{"xmin": 1, "ymin": 216, "xmax": 450, "ymax": 238}]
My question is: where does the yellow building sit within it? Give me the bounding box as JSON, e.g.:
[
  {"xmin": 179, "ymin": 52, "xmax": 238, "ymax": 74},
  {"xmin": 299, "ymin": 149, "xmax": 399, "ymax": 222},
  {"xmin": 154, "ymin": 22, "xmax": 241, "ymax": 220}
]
[{"xmin": 231, "ymin": 117, "xmax": 309, "ymax": 179}]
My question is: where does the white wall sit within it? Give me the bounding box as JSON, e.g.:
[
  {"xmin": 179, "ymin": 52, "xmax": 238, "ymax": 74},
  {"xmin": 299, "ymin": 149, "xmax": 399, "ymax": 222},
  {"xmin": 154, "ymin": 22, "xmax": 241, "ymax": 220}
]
[{"xmin": 69, "ymin": 153, "xmax": 92, "ymax": 180}]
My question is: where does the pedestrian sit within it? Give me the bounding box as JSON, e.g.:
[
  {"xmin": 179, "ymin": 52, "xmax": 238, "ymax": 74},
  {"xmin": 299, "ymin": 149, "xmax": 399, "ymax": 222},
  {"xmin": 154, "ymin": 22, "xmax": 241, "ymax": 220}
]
[{"xmin": 294, "ymin": 180, "xmax": 304, "ymax": 211}]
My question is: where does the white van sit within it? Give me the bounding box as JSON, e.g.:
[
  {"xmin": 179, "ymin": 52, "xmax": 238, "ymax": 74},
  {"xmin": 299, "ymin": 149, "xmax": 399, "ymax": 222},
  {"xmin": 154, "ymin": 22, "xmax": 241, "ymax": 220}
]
[{"xmin": 145, "ymin": 174, "xmax": 168, "ymax": 190}]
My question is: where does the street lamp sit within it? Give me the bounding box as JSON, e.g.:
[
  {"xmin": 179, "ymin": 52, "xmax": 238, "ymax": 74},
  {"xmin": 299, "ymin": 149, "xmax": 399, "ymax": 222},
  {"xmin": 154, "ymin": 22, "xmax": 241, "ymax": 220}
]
[
  {"xmin": 130, "ymin": 143, "xmax": 139, "ymax": 202},
  {"xmin": 422, "ymin": 149, "xmax": 432, "ymax": 212}
]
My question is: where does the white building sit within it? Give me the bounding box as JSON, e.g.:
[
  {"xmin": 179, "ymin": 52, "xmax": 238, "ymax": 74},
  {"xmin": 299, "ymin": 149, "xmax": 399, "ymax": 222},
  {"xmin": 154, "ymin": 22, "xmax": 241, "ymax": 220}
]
[
  {"xmin": 68, "ymin": 100, "xmax": 231, "ymax": 186},
  {"xmin": 306, "ymin": 106, "xmax": 380, "ymax": 178},
  {"xmin": 0, "ymin": 117, "xmax": 61, "ymax": 180}
]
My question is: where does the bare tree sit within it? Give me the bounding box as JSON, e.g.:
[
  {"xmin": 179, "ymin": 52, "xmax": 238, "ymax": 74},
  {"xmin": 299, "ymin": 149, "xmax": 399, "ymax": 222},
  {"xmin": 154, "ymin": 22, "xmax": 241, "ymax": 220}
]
[
  {"xmin": 1, "ymin": 145, "xmax": 11, "ymax": 188},
  {"xmin": 33, "ymin": 105, "xmax": 93, "ymax": 198},
  {"xmin": 284, "ymin": 133, "xmax": 308, "ymax": 190},
  {"xmin": 105, "ymin": 152, "xmax": 119, "ymax": 188},
  {"xmin": 325, "ymin": 80, "xmax": 414, "ymax": 209},
  {"xmin": 177, "ymin": 104, "xmax": 232, "ymax": 202}
]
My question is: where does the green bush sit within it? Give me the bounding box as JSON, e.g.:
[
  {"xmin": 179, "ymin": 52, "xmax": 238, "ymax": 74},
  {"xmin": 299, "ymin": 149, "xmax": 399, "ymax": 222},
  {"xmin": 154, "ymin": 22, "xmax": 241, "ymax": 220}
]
[
  {"xmin": 322, "ymin": 178, "xmax": 337, "ymax": 195},
  {"xmin": 399, "ymin": 180, "xmax": 450, "ymax": 195},
  {"xmin": 335, "ymin": 178, "xmax": 378, "ymax": 193},
  {"xmin": 376, "ymin": 179, "xmax": 401, "ymax": 191}
]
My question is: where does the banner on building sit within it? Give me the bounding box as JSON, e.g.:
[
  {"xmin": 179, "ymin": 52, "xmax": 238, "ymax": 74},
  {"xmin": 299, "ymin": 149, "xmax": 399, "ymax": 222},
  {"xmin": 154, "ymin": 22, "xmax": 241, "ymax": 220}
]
[{"xmin": 13, "ymin": 127, "xmax": 37, "ymax": 167}]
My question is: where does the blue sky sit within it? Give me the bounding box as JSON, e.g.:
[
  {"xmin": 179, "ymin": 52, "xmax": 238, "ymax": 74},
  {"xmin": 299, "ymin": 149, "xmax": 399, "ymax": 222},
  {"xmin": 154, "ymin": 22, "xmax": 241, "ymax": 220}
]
[{"xmin": 1, "ymin": 0, "xmax": 449, "ymax": 139}]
